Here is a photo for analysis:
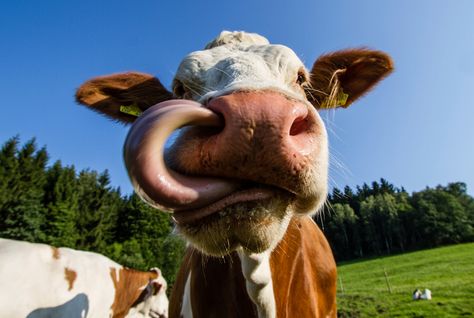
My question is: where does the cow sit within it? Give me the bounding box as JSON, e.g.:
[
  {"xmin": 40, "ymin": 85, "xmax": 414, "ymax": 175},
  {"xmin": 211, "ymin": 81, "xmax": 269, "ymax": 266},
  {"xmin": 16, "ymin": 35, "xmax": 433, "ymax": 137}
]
[
  {"xmin": 76, "ymin": 31, "xmax": 393, "ymax": 317},
  {"xmin": 0, "ymin": 238, "xmax": 168, "ymax": 318}
]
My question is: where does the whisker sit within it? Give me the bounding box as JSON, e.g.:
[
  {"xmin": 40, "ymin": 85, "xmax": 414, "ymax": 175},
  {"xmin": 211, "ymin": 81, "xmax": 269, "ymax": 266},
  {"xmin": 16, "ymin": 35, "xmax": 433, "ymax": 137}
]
[
  {"xmin": 329, "ymin": 150, "xmax": 353, "ymax": 179},
  {"xmin": 211, "ymin": 65, "xmax": 233, "ymax": 80},
  {"xmin": 304, "ymin": 81, "xmax": 328, "ymax": 96}
]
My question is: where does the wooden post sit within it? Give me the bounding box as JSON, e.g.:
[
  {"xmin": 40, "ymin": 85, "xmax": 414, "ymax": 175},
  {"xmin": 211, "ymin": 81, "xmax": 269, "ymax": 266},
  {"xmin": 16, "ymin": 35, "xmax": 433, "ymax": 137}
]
[
  {"xmin": 339, "ymin": 276, "xmax": 344, "ymax": 295},
  {"xmin": 383, "ymin": 267, "xmax": 392, "ymax": 294}
]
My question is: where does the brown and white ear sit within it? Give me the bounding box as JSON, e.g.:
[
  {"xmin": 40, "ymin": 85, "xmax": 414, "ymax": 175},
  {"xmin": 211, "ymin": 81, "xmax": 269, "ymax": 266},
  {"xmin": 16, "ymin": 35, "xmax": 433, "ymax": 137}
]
[
  {"xmin": 149, "ymin": 267, "xmax": 162, "ymax": 276},
  {"xmin": 75, "ymin": 72, "xmax": 173, "ymax": 123},
  {"xmin": 152, "ymin": 281, "xmax": 164, "ymax": 295},
  {"xmin": 132, "ymin": 282, "xmax": 154, "ymax": 307},
  {"xmin": 149, "ymin": 268, "xmax": 166, "ymax": 295},
  {"xmin": 308, "ymin": 49, "xmax": 394, "ymax": 109}
]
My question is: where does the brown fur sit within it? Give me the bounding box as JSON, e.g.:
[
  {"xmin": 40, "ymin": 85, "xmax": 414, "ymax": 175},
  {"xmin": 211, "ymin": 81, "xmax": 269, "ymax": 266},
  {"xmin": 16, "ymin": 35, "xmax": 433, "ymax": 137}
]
[
  {"xmin": 51, "ymin": 246, "xmax": 60, "ymax": 259},
  {"xmin": 169, "ymin": 246, "xmax": 258, "ymax": 318},
  {"xmin": 75, "ymin": 72, "xmax": 173, "ymax": 123},
  {"xmin": 109, "ymin": 267, "xmax": 158, "ymax": 318},
  {"xmin": 169, "ymin": 216, "xmax": 336, "ymax": 318},
  {"xmin": 64, "ymin": 267, "xmax": 77, "ymax": 291},
  {"xmin": 308, "ymin": 49, "xmax": 394, "ymax": 108},
  {"xmin": 270, "ymin": 217, "xmax": 337, "ymax": 318}
]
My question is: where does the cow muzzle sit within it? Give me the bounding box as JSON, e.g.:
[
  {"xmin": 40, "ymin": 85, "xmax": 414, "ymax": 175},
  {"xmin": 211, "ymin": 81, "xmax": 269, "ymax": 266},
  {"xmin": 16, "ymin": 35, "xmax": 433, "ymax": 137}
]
[{"xmin": 124, "ymin": 91, "xmax": 325, "ymax": 225}]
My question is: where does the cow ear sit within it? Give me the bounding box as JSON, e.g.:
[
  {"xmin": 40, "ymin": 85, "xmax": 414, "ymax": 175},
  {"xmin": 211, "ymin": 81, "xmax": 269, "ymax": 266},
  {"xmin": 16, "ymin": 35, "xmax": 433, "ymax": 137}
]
[
  {"xmin": 308, "ymin": 49, "xmax": 393, "ymax": 109},
  {"xmin": 152, "ymin": 281, "xmax": 163, "ymax": 295},
  {"xmin": 132, "ymin": 282, "xmax": 154, "ymax": 307},
  {"xmin": 75, "ymin": 72, "xmax": 173, "ymax": 123}
]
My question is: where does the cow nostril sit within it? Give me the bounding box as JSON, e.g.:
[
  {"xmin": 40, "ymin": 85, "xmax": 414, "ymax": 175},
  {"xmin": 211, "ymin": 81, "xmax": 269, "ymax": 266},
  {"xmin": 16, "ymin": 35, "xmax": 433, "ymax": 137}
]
[
  {"xmin": 209, "ymin": 109, "xmax": 225, "ymax": 134},
  {"xmin": 289, "ymin": 116, "xmax": 309, "ymax": 136},
  {"xmin": 205, "ymin": 105, "xmax": 226, "ymax": 133}
]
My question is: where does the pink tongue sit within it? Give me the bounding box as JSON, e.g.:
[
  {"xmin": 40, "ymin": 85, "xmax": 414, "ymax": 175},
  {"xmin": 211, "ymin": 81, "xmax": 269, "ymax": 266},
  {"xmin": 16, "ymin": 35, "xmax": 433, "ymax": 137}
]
[{"xmin": 123, "ymin": 100, "xmax": 240, "ymax": 212}]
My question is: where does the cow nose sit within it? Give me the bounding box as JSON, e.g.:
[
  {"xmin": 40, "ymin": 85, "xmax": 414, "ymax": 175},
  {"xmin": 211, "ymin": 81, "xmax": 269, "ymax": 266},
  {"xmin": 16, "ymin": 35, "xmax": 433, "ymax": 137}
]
[{"xmin": 206, "ymin": 91, "xmax": 318, "ymax": 157}]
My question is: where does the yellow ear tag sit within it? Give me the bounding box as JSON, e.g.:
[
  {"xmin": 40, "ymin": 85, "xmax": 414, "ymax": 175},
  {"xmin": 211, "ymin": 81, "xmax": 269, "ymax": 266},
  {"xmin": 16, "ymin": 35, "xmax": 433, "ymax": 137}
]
[
  {"xmin": 120, "ymin": 104, "xmax": 143, "ymax": 117},
  {"xmin": 320, "ymin": 90, "xmax": 349, "ymax": 109}
]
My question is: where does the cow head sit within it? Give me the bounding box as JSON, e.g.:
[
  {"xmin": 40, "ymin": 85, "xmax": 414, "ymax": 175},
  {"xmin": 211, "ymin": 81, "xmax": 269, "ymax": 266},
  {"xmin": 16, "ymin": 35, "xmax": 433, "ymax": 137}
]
[
  {"xmin": 76, "ymin": 31, "xmax": 392, "ymax": 256},
  {"xmin": 126, "ymin": 268, "xmax": 168, "ymax": 318}
]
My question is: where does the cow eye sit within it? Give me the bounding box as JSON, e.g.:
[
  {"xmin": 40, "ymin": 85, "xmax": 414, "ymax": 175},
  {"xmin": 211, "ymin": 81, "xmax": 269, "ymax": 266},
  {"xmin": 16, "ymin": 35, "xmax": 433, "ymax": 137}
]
[
  {"xmin": 173, "ymin": 80, "xmax": 187, "ymax": 97},
  {"xmin": 296, "ymin": 71, "xmax": 307, "ymax": 86}
]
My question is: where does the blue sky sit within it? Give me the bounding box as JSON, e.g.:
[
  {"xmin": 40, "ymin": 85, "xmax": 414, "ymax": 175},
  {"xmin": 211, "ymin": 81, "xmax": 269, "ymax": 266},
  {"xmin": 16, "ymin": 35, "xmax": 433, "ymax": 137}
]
[{"xmin": 1, "ymin": 0, "xmax": 473, "ymax": 195}]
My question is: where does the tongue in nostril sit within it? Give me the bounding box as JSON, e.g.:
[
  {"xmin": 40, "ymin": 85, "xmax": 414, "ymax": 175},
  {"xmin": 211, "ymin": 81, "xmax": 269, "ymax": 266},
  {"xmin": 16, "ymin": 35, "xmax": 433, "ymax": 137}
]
[{"xmin": 123, "ymin": 100, "xmax": 240, "ymax": 213}]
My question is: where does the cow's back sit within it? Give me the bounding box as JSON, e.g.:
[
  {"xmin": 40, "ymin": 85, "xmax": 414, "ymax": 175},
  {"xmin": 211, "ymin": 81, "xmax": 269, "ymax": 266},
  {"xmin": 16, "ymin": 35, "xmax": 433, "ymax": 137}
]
[{"xmin": 0, "ymin": 239, "xmax": 120, "ymax": 318}]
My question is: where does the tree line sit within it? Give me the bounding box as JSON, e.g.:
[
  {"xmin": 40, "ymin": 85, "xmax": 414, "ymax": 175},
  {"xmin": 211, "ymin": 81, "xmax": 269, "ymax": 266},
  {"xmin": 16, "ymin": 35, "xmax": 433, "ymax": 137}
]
[
  {"xmin": 1, "ymin": 136, "xmax": 473, "ymax": 284},
  {"xmin": 316, "ymin": 178, "xmax": 474, "ymax": 261}
]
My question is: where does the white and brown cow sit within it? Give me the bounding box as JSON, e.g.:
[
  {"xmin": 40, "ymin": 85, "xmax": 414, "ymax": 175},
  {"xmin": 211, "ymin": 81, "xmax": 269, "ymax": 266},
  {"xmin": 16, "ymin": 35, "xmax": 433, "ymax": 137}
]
[
  {"xmin": 76, "ymin": 31, "xmax": 393, "ymax": 317},
  {"xmin": 0, "ymin": 238, "xmax": 168, "ymax": 318}
]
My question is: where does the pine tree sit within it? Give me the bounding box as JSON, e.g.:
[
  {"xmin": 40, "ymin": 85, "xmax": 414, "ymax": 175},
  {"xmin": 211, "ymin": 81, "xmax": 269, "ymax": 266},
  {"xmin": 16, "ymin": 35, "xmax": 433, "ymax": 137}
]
[
  {"xmin": 113, "ymin": 193, "xmax": 185, "ymax": 284},
  {"xmin": 75, "ymin": 170, "xmax": 122, "ymax": 252},
  {"xmin": 42, "ymin": 161, "xmax": 80, "ymax": 247},
  {"xmin": 0, "ymin": 138, "xmax": 47, "ymax": 242},
  {"xmin": 0, "ymin": 137, "xmax": 20, "ymax": 218}
]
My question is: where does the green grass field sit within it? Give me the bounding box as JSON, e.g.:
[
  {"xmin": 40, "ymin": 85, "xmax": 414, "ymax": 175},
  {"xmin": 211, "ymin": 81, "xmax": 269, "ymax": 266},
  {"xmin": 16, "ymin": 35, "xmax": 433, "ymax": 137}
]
[{"xmin": 336, "ymin": 243, "xmax": 474, "ymax": 317}]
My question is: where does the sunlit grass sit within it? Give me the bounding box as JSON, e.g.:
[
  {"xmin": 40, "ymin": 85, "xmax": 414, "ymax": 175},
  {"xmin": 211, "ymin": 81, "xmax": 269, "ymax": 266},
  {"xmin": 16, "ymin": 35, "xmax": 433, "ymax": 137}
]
[{"xmin": 336, "ymin": 243, "xmax": 474, "ymax": 317}]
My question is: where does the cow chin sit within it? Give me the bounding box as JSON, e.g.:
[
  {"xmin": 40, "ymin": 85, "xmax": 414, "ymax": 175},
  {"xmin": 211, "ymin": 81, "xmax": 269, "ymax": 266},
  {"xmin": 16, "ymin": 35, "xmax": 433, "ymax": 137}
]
[{"xmin": 175, "ymin": 194, "xmax": 294, "ymax": 256}]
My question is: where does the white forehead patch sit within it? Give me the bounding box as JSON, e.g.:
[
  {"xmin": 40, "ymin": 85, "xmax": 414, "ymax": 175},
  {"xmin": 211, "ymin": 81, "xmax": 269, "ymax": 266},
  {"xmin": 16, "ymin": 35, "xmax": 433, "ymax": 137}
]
[
  {"xmin": 205, "ymin": 31, "xmax": 270, "ymax": 49},
  {"xmin": 174, "ymin": 31, "xmax": 308, "ymax": 103}
]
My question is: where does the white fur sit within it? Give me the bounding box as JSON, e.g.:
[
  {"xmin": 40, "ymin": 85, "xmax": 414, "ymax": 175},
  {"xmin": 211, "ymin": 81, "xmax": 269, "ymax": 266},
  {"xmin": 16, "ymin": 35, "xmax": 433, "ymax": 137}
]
[
  {"xmin": 238, "ymin": 250, "xmax": 276, "ymax": 318},
  {"xmin": 205, "ymin": 31, "xmax": 269, "ymax": 49},
  {"xmin": 180, "ymin": 270, "xmax": 193, "ymax": 318},
  {"xmin": 175, "ymin": 31, "xmax": 308, "ymax": 104}
]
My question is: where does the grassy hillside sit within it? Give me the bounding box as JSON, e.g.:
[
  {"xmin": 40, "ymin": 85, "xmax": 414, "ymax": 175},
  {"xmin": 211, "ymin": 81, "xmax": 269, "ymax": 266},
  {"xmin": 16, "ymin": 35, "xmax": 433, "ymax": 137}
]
[{"xmin": 336, "ymin": 243, "xmax": 474, "ymax": 317}]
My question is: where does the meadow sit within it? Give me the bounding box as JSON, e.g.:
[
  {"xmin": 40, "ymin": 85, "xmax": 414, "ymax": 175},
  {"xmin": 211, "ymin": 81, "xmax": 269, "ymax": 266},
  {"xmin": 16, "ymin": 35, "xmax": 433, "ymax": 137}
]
[{"xmin": 336, "ymin": 243, "xmax": 474, "ymax": 317}]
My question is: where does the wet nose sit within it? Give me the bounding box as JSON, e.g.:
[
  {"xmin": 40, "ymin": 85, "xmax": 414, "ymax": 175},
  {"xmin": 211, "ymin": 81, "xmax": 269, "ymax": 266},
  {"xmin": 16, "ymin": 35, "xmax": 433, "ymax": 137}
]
[{"xmin": 206, "ymin": 91, "xmax": 319, "ymax": 158}]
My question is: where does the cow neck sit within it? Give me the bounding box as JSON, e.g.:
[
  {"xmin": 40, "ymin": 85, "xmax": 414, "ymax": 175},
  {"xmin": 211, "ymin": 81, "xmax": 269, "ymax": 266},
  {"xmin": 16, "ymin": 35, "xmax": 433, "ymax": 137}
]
[{"xmin": 237, "ymin": 249, "xmax": 276, "ymax": 318}]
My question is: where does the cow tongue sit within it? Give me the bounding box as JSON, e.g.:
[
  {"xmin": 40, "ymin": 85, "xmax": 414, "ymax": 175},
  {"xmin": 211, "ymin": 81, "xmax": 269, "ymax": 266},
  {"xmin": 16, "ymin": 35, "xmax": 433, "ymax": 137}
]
[{"xmin": 124, "ymin": 100, "xmax": 240, "ymax": 213}]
